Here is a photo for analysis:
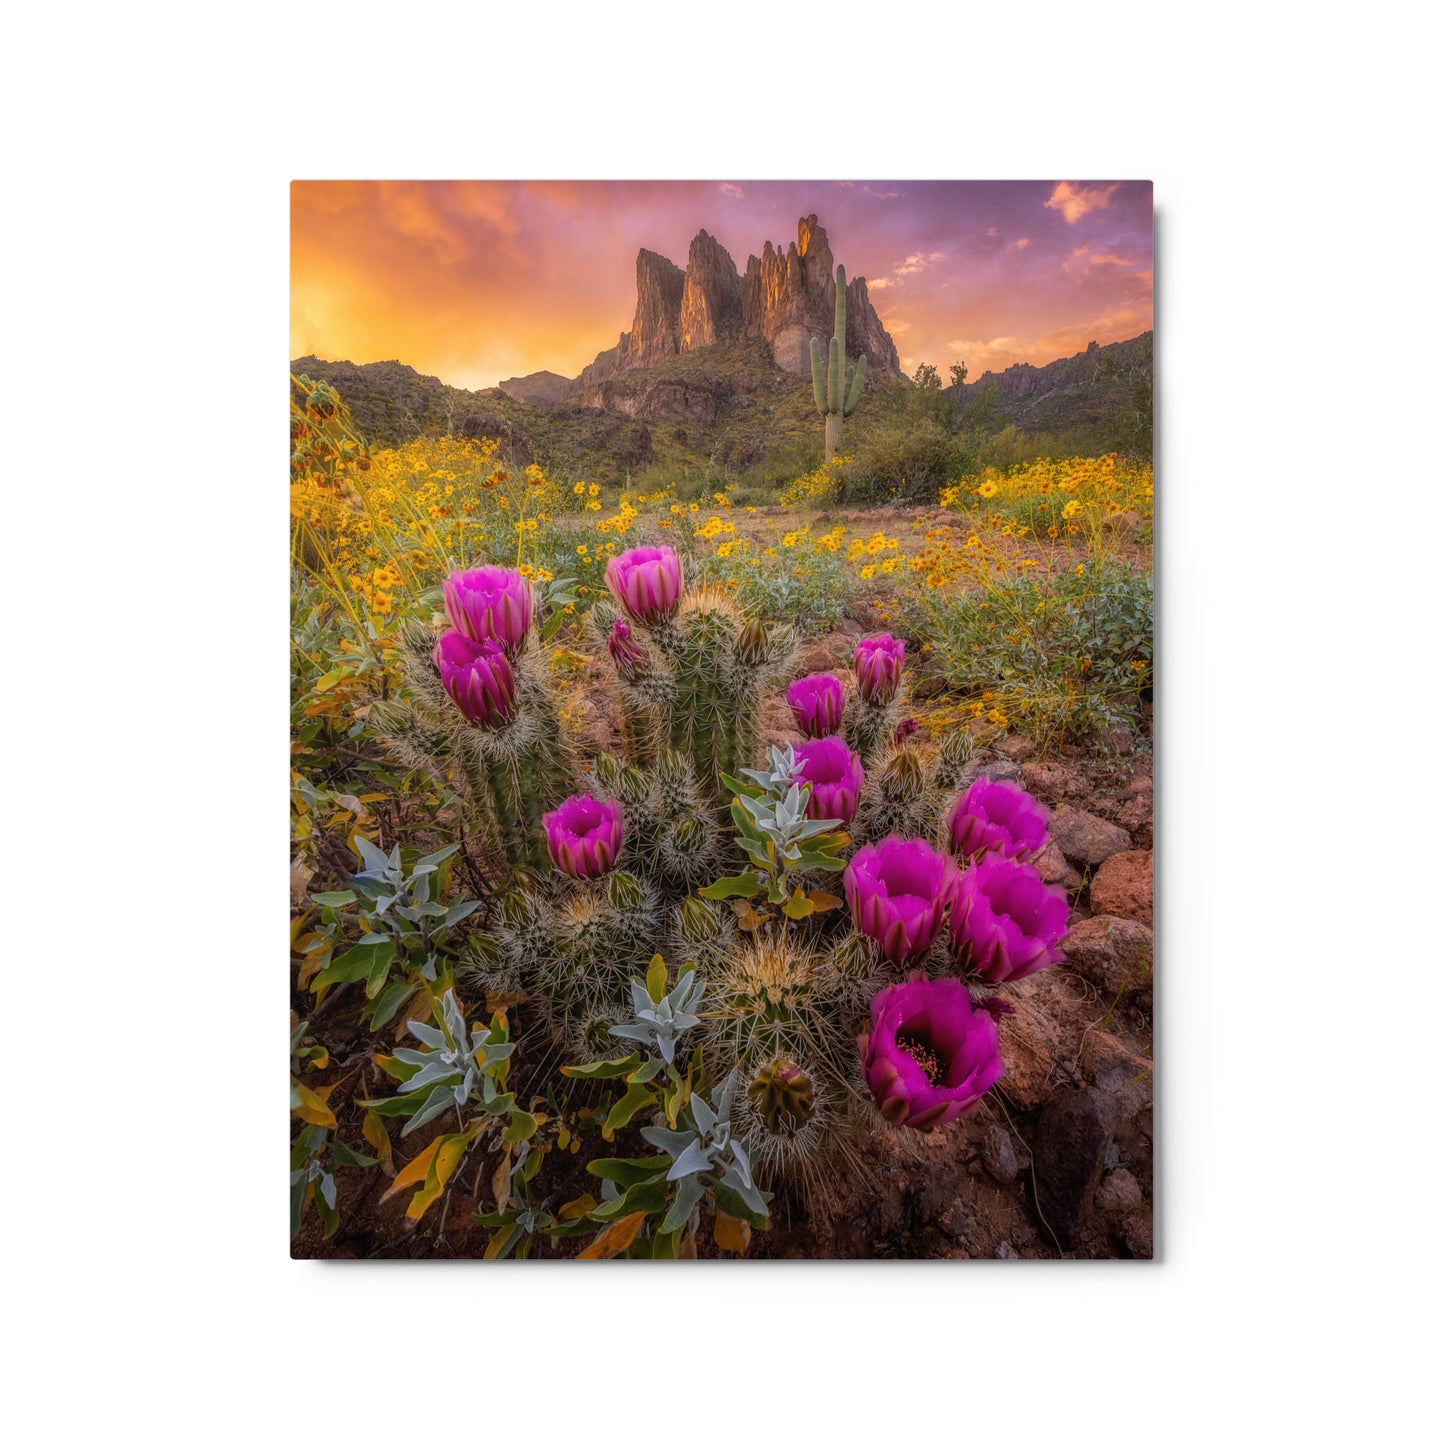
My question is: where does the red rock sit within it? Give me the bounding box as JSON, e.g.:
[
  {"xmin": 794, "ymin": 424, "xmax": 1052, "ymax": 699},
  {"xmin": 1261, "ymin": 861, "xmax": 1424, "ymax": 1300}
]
[
  {"xmin": 1063, "ymin": 915, "xmax": 1154, "ymax": 1000},
  {"xmin": 1050, "ymin": 805, "xmax": 1131, "ymax": 867},
  {"xmin": 1089, "ymin": 850, "xmax": 1153, "ymax": 925},
  {"xmin": 1032, "ymin": 839, "xmax": 1082, "ymax": 892}
]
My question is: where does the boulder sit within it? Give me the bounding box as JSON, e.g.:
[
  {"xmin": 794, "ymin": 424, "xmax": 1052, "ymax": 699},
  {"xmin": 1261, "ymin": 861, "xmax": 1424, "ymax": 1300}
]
[
  {"xmin": 1050, "ymin": 805, "xmax": 1131, "ymax": 868},
  {"xmin": 981, "ymin": 1124, "xmax": 1021, "ymax": 1184},
  {"xmin": 1063, "ymin": 916, "xmax": 1154, "ymax": 1000},
  {"xmin": 1032, "ymin": 839, "xmax": 1082, "ymax": 892},
  {"xmin": 1089, "ymin": 850, "xmax": 1153, "ymax": 925},
  {"xmin": 1032, "ymin": 1087, "xmax": 1114, "ymax": 1247},
  {"xmin": 1117, "ymin": 1208, "xmax": 1154, "ymax": 1259},
  {"xmin": 1095, "ymin": 1168, "xmax": 1143, "ymax": 1215}
]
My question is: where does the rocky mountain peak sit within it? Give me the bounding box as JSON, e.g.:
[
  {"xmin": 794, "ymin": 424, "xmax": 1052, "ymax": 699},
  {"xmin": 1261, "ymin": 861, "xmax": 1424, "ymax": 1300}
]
[{"xmin": 569, "ymin": 214, "xmax": 899, "ymax": 398}]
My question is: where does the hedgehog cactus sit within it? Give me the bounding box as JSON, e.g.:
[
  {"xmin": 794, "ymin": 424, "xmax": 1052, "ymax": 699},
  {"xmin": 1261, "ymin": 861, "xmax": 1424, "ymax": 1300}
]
[
  {"xmin": 378, "ymin": 553, "xmax": 1070, "ymax": 1207},
  {"xmin": 375, "ymin": 612, "xmax": 577, "ymax": 880},
  {"xmin": 810, "ymin": 264, "xmax": 869, "ymax": 462}
]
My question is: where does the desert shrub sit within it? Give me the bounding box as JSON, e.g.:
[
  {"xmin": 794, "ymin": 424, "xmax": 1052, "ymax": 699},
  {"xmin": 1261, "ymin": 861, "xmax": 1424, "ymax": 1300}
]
[
  {"xmin": 916, "ymin": 553, "xmax": 1152, "ymax": 744},
  {"xmin": 835, "ymin": 416, "xmax": 966, "ymax": 504}
]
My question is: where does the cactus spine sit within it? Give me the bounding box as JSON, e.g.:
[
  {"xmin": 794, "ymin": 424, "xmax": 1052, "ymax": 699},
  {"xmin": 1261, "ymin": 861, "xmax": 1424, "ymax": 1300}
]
[{"xmin": 810, "ymin": 264, "xmax": 868, "ymax": 462}]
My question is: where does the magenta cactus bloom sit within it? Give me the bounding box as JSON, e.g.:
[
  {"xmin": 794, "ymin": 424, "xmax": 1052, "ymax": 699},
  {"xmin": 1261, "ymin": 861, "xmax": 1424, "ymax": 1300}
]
[
  {"xmin": 607, "ymin": 618, "xmax": 647, "ymax": 682},
  {"xmin": 443, "ymin": 566, "xmax": 534, "ymax": 655},
  {"xmin": 542, "ymin": 793, "xmax": 624, "ymax": 880},
  {"xmin": 434, "ymin": 630, "xmax": 517, "ymax": 728},
  {"xmin": 844, "ymin": 836, "xmax": 955, "ymax": 965},
  {"xmin": 794, "ymin": 737, "xmax": 864, "ymax": 825},
  {"xmin": 862, "ymin": 977, "xmax": 1004, "ymax": 1130},
  {"xmin": 605, "ymin": 545, "xmax": 683, "ymax": 623},
  {"xmin": 854, "ymin": 633, "xmax": 906, "ymax": 704},
  {"xmin": 947, "ymin": 777, "xmax": 1051, "ymax": 861},
  {"xmin": 948, "ymin": 856, "xmax": 1069, "ymax": 983},
  {"xmin": 786, "ymin": 673, "xmax": 845, "ymax": 738}
]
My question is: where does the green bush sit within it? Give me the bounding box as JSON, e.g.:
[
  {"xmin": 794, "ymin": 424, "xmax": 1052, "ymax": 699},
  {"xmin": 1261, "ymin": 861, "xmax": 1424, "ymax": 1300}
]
[{"xmin": 916, "ymin": 556, "xmax": 1153, "ymax": 743}]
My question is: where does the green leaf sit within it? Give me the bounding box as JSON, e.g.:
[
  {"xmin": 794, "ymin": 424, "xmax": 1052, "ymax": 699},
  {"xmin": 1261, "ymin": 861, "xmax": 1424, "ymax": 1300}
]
[
  {"xmin": 364, "ymin": 947, "xmax": 393, "ymax": 999},
  {"xmin": 362, "ymin": 980, "xmax": 417, "ymax": 1032},
  {"xmin": 791, "ymin": 849, "xmax": 847, "ymax": 872},
  {"xmin": 587, "ymin": 1155, "xmax": 672, "ymax": 1187},
  {"xmin": 541, "ymin": 609, "xmax": 567, "ymax": 643},
  {"xmin": 714, "ymin": 1182, "xmax": 769, "ymax": 1231},
  {"xmin": 329, "ymin": 1139, "xmax": 379, "ymax": 1169},
  {"xmin": 503, "ymin": 1109, "xmax": 538, "ymax": 1145},
  {"xmin": 311, "ymin": 935, "xmax": 394, "ymax": 991},
  {"xmin": 698, "ymin": 872, "xmax": 762, "ymax": 901},
  {"xmin": 311, "ymin": 890, "xmax": 357, "ymax": 907},
  {"xmin": 645, "ymin": 953, "xmax": 668, "ymax": 1004},
  {"xmin": 590, "ymin": 1174, "xmax": 669, "ymax": 1222},
  {"xmin": 604, "ymin": 1083, "xmax": 657, "ymax": 1133},
  {"xmin": 561, "ymin": 1054, "xmax": 642, "ymax": 1080}
]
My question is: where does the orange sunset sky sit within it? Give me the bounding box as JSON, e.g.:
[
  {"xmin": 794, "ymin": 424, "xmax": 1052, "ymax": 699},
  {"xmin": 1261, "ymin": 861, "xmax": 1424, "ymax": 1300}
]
[{"xmin": 291, "ymin": 180, "xmax": 1153, "ymax": 391}]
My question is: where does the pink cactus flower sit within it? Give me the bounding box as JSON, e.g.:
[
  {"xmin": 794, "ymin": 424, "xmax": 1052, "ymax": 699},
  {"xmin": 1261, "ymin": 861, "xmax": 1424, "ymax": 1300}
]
[
  {"xmin": 794, "ymin": 736, "xmax": 864, "ymax": 825},
  {"xmin": 786, "ymin": 673, "xmax": 845, "ymax": 738},
  {"xmin": 844, "ymin": 836, "xmax": 954, "ymax": 965},
  {"xmin": 605, "ymin": 545, "xmax": 683, "ymax": 623},
  {"xmin": 947, "ymin": 777, "xmax": 1051, "ymax": 861},
  {"xmin": 607, "ymin": 618, "xmax": 647, "ymax": 682},
  {"xmin": 862, "ymin": 977, "xmax": 1004, "ymax": 1129},
  {"xmin": 434, "ymin": 630, "xmax": 517, "ymax": 728},
  {"xmin": 443, "ymin": 566, "xmax": 534, "ymax": 656},
  {"xmin": 542, "ymin": 793, "xmax": 624, "ymax": 880},
  {"xmin": 854, "ymin": 633, "xmax": 906, "ymax": 704},
  {"xmin": 948, "ymin": 856, "xmax": 1069, "ymax": 983}
]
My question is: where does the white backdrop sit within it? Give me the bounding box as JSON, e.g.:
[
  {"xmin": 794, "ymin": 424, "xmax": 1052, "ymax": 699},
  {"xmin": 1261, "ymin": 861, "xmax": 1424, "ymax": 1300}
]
[{"xmin": 5, "ymin": 2, "xmax": 1438, "ymax": 1439}]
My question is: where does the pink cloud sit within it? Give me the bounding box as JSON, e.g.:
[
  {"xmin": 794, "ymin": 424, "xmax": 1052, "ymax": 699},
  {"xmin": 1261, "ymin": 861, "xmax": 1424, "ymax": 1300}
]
[{"xmin": 1045, "ymin": 182, "xmax": 1121, "ymax": 224}]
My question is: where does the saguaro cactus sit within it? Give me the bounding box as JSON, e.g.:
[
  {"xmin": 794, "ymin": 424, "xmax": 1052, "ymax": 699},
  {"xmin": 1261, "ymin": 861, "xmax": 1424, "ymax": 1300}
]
[{"xmin": 810, "ymin": 264, "xmax": 868, "ymax": 462}]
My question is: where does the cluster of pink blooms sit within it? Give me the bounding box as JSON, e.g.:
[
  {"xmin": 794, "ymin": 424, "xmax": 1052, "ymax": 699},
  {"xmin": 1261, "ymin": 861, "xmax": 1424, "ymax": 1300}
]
[
  {"xmin": 846, "ymin": 774, "xmax": 1069, "ymax": 1130},
  {"xmin": 431, "ymin": 550, "xmax": 1072, "ymax": 1136},
  {"xmin": 433, "ymin": 567, "xmax": 536, "ymax": 727}
]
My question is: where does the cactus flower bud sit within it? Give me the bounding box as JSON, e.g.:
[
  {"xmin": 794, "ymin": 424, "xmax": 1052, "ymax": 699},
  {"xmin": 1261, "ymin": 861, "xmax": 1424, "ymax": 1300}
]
[
  {"xmin": 748, "ymin": 1058, "xmax": 816, "ymax": 1133},
  {"xmin": 607, "ymin": 618, "xmax": 647, "ymax": 681},
  {"xmin": 862, "ymin": 977, "xmax": 1003, "ymax": 1130},
  {"xmin": 434, "ymin": 630, "xmax": 517, "ymax": 728},
  {"xmin": 605, "ymin": 545, "xmax": 683, "ymax": 622},
  {"xmin": 736, "ymin": 616, "xmax": 770, "ymax": 665},
  {"xmin": 443, "ymin": 566, "xmax": 534, "ymax": 656},
  {"xmin": 543, "ymin": 793, "xmax": 624, "ymax": 880},
  {"xmin": 793, "ymin": 736, "xmax": 864, "ymax": 825},
  {"xmin": 606, "ymin": 868, "xmax": 646, "ymax": 912},
  {"xmin": 854, "ymin": 633, "xmax": 906, "ymax": 704},
  {"xmin": 880, "ymin": 747, "xmax": 926, "ymax": 802},
  {"xmin": 679, "ymin": 894, "xmax": 722, "ymax": 945},
  {"xmin": 786, "ymin": 673, "xmax": 845, "ymax": 738}
]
